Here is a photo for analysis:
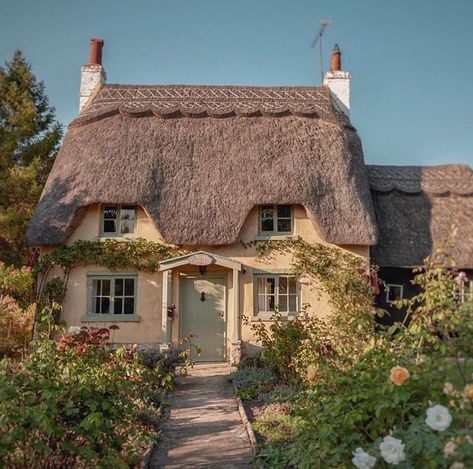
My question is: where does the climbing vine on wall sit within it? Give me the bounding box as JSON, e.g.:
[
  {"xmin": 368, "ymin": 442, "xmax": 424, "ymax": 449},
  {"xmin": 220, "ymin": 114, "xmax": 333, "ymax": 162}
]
[
  {"xmin": 33, "ymin": 239, "xmax": 187, "ymax": 331},
  {"xmin": 242, "ymin": 238, "xmax": 380, "ymax": 370}
]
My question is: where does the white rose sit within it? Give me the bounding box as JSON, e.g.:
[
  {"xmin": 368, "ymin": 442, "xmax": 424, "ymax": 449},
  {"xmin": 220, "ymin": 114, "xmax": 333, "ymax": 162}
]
[
  {"xmin": 379, "ymin": 435, "xmax": 406, "ymax": 465},
  {"xmin": 444, "ymin": 382, "xmax": 455, "ymax": 396},
  {"xmin": 426, "ymin": 404, "xmax": 452, "ymax": 431},
  {"xmin": 67, "ymin": 325, "xmax": 81, "ymax": 336},
  {"xmin": 444, "ymin": 440, "xmax": 457, "ymax": 458},
  {"xmin": 449, "ymin": 463, "xmax": 465, "ymax": 469},
  {"xmin": 352, "ymin": 447, "xmax": 376, "ymax": 469}
]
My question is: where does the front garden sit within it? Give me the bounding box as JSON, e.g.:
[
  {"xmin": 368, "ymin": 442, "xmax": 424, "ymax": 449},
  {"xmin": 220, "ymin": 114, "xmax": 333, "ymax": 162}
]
[{"xmin": 233, "ymin": 241, "xmax": 473, "ymax": 468}]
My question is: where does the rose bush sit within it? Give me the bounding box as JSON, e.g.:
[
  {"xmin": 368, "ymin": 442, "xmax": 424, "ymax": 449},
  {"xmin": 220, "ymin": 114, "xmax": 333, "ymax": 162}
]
[
  {"xmin": 0, "ymin": 326, "xmax": 187, "ymax": 468},
  {"xmin": 251, "ymin": 242, "xmax": 473, "ymax": 468}
]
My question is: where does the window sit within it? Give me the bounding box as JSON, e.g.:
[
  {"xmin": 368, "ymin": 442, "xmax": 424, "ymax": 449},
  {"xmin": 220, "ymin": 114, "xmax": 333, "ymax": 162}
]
[
  {"xmin": 88, "ymin": 275, "xmax": 137, "ymax": 315},
  {"xmin": 255, "ymin": 274, "xmax": 299, "ymax": 316},
  {"xmin": 102, "ymin": 205, "xmax": 136, "ymax": 235},
  {"xmin": 386, "ymin": 284, "xmax": 403, "ymax": 304},
  {"xmin": 259, "ymin": 205, "xmax": 293, "ymax": 235},
  {"xmin": 454, "ymin": 279, "xmax": 473, "ymax": 303}
]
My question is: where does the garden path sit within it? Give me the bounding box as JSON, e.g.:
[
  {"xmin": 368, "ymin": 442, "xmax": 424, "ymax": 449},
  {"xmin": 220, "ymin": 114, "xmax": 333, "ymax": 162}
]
[{"xmin": 149, "ymin": 363, "xmax": 253, "ymax": 468}]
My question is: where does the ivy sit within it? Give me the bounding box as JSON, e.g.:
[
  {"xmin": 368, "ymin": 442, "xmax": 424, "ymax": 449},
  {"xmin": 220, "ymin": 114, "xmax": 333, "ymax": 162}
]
[{"xmin": 35, "ymin": 238, "xmax": 187, "ymax": 274}]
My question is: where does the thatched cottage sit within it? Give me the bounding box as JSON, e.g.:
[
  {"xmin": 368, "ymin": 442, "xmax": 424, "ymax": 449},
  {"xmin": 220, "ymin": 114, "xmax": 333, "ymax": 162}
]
[{"xmin": 26, "ymin": 40, "xmax": 473, "ymax": 361}]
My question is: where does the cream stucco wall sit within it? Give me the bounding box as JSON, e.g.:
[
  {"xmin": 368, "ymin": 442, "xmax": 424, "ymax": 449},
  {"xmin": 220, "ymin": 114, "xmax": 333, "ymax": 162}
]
[{"xmin": 43, "ymin": 204, "xmax": 369, "ymax": 357}]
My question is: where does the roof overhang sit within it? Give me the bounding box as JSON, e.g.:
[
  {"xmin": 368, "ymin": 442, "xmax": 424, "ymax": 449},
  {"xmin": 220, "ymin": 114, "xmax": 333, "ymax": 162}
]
[{"xmin": 159, "ymin": 251, "xmax": 242, "ymax": 272}]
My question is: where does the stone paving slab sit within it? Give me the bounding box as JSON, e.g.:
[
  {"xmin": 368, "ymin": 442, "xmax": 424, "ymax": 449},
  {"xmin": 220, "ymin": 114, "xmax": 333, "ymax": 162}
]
[{"xmin": 149, "ymin": 363, "xmax": 253, "ymax": 468}]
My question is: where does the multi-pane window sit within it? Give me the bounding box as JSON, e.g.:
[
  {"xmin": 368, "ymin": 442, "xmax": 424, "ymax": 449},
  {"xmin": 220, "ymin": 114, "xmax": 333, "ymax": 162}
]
[
  {"xmin": 102, "ymin": 205, "xmax": 136, "ymax": 235},
  {"xmin": 89, "ymin": 275, "xmax": 136, "ymax": 315},
  {"xmin": 259, "ymin": 205, "xmax": 293, "ymax": 234},
  {"xmin": 386, "ymin": 284, "xmax": 403, "ymax": 304},
  {"xmin": 454, "ymin": 280, "xmax": 473, "ymax": 303},
  {"xmin": 255, "ymin": 275, "xmax": 299, "ymax": 315}
]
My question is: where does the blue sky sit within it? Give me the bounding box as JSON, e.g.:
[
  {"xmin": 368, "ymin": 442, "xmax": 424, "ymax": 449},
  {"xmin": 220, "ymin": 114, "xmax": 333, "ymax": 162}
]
[{"xmin": 1, "ymin": 0, "xmax": 472, "ymax": 166}]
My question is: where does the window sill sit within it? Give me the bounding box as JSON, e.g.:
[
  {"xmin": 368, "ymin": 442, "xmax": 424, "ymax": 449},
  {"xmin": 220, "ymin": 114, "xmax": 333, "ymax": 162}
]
[
  {"xmin": 254, "ymin": 234, "xmax": 299, "ymax": 241},
  {"xmin": 81, "ymin": 314, "xmax": 141, "ymax": 323},
  {"xmin": 96, "ymin": 235, "xmax": 138, "ymax": 242},
  {"xmin": 250, "ymin": 314, "xmax": 297, "ymax": 322}
]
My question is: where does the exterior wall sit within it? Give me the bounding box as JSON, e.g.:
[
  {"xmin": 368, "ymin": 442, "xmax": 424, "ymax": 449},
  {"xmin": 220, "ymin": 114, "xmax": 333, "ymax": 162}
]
[{"xmin": 44, "ymin": 203, "xmax": 369, "ymax": 357}]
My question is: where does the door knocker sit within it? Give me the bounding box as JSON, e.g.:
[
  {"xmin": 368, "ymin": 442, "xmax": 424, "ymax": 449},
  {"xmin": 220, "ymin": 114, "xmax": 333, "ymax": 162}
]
[{"xmin": 200, "ymin": 291, "xmax": 206, "ymax": 302}]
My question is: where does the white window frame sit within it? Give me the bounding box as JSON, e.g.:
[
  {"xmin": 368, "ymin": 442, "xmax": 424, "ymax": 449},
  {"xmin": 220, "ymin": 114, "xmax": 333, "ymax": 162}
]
[
  {"xmin": 259, "ymin": 205, "xmax": 294, "ymax": 235},
  {"xmin": 254, "ymin": 274, "xmax": 300, "ymax": 318},
  {"xmin": 386, "ymin": 284, "xmax": 404, "ymax": 304},
  {"xmin": 101, "ymin": 205, "xmax": 137, "ymax": 236},
  {"xmin": 84, "ymin": 273, "xmax": 139, "ymax": 321},
  {"xmin": 454, "ymin": 280, "xmax": 473, "ymax": 303}
]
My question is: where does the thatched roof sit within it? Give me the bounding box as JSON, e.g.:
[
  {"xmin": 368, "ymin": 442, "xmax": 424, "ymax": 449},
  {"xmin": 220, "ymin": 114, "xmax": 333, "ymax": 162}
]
[
  {"xmin": 25, "ymin": 84, "xmax": 378, "ymax": 246},
  {"xmin": 369, "ymin": 164, "xmax": 473, "ymax": 268}
]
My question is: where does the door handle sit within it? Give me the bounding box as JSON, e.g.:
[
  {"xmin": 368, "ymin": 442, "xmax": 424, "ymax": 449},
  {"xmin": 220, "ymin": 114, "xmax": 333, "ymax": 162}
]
[{"xmin": 218, "ymin": 312, "xmax": 224, "ymax": 318}]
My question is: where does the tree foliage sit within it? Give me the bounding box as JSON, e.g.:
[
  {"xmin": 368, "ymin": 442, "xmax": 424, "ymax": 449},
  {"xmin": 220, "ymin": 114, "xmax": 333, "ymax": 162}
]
[{"xmin": 0, "ymin": 50, "xmax": 62, "ymax": 265}]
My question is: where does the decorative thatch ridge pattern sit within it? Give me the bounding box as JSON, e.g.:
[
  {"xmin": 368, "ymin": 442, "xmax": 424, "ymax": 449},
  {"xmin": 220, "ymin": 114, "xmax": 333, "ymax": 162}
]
[
  {"xmin": 74, "ymin": 84, "xmax": 349, "ymax": 126},
  {"xmin": 25, "ymin": 84, "xmax": 378, "ymax": 247},
  {"xmin": 369, "ymin": 165, "xmax": 473, "ymax": 268}
]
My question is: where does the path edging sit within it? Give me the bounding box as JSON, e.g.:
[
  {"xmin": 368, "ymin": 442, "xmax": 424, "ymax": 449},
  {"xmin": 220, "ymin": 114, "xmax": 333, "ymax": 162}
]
[{"xmin": 233, "ymin": 382, "xmax": 257, "ymax": 451}]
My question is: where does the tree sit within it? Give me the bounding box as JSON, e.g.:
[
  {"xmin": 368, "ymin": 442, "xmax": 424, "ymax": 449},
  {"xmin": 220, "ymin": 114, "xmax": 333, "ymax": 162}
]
[{"xmin": 0, "ymin": 50, "xmax": 62, "ymax": 265}]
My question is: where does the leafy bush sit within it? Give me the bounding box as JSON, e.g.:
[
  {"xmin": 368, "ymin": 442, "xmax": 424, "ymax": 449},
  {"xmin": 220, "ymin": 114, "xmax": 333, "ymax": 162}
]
[
  {"xmin": 0, "ymin": 326, "xmax": 177, "ymax": 468},
  {"xmin": 253, "ymin": 404, "xmax": 298, "ymax": 444},
  {"xmin": 258, "ymin": 385, "xmax": 301, "ymax": 404},
  {"xmin": 0, "ymin": 295, "xmax": 34, "ymax": 358},
  {"xmin": 232, "ymin": 366, "xmax": 276, "ymax": 400},
  {"xmin": 255, "ymin": 243, "xmax": 473, "ymax": 468}
]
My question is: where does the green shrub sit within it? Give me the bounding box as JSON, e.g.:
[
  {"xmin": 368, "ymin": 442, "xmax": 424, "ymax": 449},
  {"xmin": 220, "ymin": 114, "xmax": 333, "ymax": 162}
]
[
  {"xmin": 0, "ymin": 327, "xmax": 176, "ymax": 468},
  {"xmin": 232, "ymin": 366, "xmax": 276, "ymax": 400}
]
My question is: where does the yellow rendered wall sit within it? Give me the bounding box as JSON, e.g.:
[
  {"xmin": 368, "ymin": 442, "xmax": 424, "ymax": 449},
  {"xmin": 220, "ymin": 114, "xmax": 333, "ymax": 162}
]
[{"xmin": 44, "ymin": 204, "xmax": 369, "ymax": 351}]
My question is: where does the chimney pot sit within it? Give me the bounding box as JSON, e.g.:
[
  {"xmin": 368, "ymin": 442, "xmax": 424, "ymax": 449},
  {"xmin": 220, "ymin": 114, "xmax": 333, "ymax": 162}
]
[
  {"xmin": 89, "ymin": 38, "xmax": 104, "ymax": 65},
  {"xmin": 330, "ymin": 43, "xmax": 341, "ymax": 72}
]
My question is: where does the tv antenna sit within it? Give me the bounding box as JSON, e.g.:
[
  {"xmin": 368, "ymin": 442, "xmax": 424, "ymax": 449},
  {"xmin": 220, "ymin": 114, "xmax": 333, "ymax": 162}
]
[{"xmin": 311, "ymin": 19, "xmax": 332, "ymax": 83}]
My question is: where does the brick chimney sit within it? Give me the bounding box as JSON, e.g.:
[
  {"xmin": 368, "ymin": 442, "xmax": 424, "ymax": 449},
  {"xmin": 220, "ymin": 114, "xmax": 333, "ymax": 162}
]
[
  {"xmin": 323, "ymin": 44, "xmax": 351, "ymax": 116},
  {"xmin": 79, "ymin": 38, "xmax": 106, "ymax": 113}
]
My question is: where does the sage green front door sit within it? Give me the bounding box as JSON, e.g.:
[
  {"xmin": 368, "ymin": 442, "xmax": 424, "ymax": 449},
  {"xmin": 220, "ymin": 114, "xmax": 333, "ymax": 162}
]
[{"xmin": 181, "ymin": 274, "xmax": 226, "ymax": 361}]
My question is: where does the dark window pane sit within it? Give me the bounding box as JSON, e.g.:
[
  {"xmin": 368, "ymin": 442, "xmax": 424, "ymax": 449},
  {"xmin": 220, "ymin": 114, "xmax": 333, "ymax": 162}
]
[
  {"xmin": 261, "ymin": 218, "xmax": 274, "ymax": 232},
  {"xmin": 101, "ymin": 298, "xmax": 110, "ymax": 315},
  {"xmin": 266, "ymin": 278, "xmax": 275, "ymax": 294},
  {"xmin": 94, "ymin": 297, "xmax": 100, "ymax": 314},
  {"xmin": 103, "ymin": 220, "xmax": 116, "ymax": 233},
  {"xmin": 120, "ymin": 207, "xmax": 135, "ymax": 220},
  {"xmin": 114, "ymin": 279, "xmax": 124, "ymax": 296},
  {"xmin": 101, "ymin": 280, "xmax": 110, "ymax": 296},
  {"xmin": 289, "ymin": 295, "xmax": 297, "ymax": 312},
  {"xmin": 268, "ymin": 295, "xmax": 275, "ymax": 311},
  {"xmin": 104, "ymin": 206, "xmax": 117, "ymax": 219},
  {"xmin": 277, "ymin": 218, "xmax": 292, "ymax": 232},
  {"xmin": 279, "ymin": 277, "xmax": 288, "ymax": 294},
  {"xmin": 124, "ymin": 298, "xmax": 134, "ymax": 314},
  {"xmin": 124, "ymin": 279, "xmax": 134, "ymax": 296},
  {"xmin": 114, "ymin": 298, "xmax": 123, "ymax": 315},
  {"xmin": 277, "ymin": 205, "xmax": 291, "ymax": 218},
  {"xmin": 289, "ymin": 277, "xmax": 297, "ymax": 294},
  {"xmin": 278, "ymin": 295, "xmax": 288, "ymax": 312},
  {"xmin": 261, "ymin": 206, "xmax": 274, "ymax": 219}
]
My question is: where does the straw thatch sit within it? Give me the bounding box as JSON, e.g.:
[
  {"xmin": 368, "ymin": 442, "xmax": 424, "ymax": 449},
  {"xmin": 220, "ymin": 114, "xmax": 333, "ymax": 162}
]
[
  {"xmin": 25, "ymin": 84, "xmax": 378, "ymax": 246},
  {"xmin": 369, "ymin": 165, "xmax": 473, "ymax": 268}
]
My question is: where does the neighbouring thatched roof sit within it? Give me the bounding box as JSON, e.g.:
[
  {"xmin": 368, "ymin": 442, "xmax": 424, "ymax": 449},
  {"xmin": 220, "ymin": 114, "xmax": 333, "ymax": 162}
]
[
  {"xmin": 369, "ymin": 164, "xmax": 473, "ymax": 268},
  {"xmin": 25, "ymin": 84, "xmax": 378, "ymax": 247}
]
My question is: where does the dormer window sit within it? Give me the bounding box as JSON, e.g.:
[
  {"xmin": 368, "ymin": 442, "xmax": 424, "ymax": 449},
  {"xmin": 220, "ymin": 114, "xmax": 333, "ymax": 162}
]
[
  {"xmin": 259, "ymin": 205, "xmax": 293, "ymax": 235},
  {"xmin": 102, "ymin": 205, "xmax": 136, "ymax": 235}
]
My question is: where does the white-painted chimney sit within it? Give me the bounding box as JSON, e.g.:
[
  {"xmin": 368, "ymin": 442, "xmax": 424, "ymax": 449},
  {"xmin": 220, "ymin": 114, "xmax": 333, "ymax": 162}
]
[
  {"xmin": 323, "ymin": 44, "xmax": 351, "ymax": 117},
  {"xmin": 79, "ymin": 38, "xmax": 106, "ymax": 113}
]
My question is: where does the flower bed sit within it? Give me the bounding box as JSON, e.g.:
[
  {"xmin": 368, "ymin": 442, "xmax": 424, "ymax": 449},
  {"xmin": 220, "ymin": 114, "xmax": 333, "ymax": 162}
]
[
  {"xmin": 0, "ymin": 326, "xmax": 190, "ymax": 468},
  {"xmin": 234, "ymin": 243, "xmax": 473, "ymax": 468}
]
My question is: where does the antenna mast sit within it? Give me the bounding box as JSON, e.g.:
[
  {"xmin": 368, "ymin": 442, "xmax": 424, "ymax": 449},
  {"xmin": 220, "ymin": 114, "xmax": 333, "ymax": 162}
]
[{"xmin": 311, "ymin": 19, "xmax": 332, "ymax": 83}]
